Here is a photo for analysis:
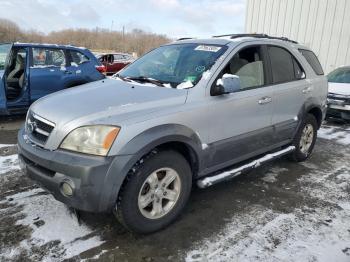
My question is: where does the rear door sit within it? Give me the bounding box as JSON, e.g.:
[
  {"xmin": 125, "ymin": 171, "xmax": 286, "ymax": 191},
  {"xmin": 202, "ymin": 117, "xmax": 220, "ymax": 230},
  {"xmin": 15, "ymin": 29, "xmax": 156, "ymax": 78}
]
[
  {"xmin": 267, "ymin": 45, "xmax": 309, "ymax": 143},
  {"xmin": 0, "ymin": 43, "xmax": 13, "ymax": 113},
  {"xmin": 29, "ymin": 47, "xmax": 67, "ymax": 101},
  {"xmin": 64, "ymin": 49, "xmax": 91, "ymax": 87}
]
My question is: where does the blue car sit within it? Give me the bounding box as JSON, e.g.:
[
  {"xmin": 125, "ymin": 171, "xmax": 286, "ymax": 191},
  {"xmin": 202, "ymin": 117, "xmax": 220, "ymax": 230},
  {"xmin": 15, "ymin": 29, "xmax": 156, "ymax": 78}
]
[{"xmin": 0, "ymin": 43, "xmax": 105, "ymax": 115}]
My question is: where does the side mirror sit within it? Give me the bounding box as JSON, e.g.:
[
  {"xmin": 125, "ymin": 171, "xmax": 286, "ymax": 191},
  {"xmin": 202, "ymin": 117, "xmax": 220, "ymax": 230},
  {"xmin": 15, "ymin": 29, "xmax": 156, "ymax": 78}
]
[{"xmin": 212, "ymin": 74, "xmax": 241, "ymax": 96}]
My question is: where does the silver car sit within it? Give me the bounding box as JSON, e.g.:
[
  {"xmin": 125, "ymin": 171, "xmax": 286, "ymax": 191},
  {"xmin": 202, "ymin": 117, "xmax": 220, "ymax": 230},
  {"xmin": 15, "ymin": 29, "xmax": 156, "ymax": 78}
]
[
  {"xmin": 327, "ymin": 66, "xmax": 350, "ymax": 121},
  {"xmin": 18, "ymin": 34, "xmax": 328, "ymax": 233}
]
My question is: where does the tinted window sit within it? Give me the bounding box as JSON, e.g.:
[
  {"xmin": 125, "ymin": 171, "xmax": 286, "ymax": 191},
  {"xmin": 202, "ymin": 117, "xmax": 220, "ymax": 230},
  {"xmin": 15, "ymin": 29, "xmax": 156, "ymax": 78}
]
[
  {"xmin": 33, "ymin": 48, "xmax": 66, "ymax": 67},
  {"xmin": 328, "ymin": 67, "xmax": 350, "ymax": 83},
  {"xmin": 299, "ymin": 49, "xmax": 324, "ymax": 75},
  {"xmin": 268, "ymin": 46, "xmax": 295, "ymax": 83},
  {"xmin": 293, "ymin": 58, "xmax": 305, "ymax": 79},
  {"xmin": 220, "ymin": 46, "xmax": 265, "ymax": 90},
  {"xmin": 69, "ymin": 50, "xmax": 89, "ymax": 66}
]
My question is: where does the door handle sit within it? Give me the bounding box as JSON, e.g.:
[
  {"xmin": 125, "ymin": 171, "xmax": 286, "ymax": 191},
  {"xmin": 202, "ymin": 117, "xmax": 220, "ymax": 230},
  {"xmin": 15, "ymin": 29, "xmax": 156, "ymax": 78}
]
[
  {"xmin": 258, "ymin": 96, "xmax": 272, "ymax": 105},
  {"xmin": 302, "ymin": 86, "xmax": 312, "ymax": 94},
  {"xmin": 64, "ymin": 70, "xmax": 73, "ymax": 75}
]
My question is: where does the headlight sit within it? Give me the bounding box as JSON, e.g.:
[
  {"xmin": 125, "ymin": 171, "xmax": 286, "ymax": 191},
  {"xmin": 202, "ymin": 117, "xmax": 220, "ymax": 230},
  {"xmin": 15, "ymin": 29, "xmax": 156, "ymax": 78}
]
[{"xmin": 60, "ymin": 125, "xmax": 120, "ymax": 156}]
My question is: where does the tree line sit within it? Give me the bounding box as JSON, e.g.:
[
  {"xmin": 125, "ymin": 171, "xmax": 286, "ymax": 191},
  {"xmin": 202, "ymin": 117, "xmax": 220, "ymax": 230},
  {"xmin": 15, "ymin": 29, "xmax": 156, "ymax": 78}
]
[{"xmin": 0, "ymin": 18, "xmax": 171, "ymax": 56}]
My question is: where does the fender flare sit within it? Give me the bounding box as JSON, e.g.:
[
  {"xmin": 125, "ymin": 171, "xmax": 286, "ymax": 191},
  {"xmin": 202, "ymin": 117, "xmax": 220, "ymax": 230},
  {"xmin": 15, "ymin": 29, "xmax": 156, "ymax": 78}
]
[{"xmin": 99, "ymin": 124, "xmax": 204, "ymax": 211}]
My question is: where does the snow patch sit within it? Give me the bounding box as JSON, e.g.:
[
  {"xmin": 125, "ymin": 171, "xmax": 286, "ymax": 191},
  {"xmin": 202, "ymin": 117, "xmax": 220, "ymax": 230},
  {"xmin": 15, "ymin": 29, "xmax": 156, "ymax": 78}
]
[
  {"xmin": 0, "ymin": 154, "xmax": 103, "ymax": 261},
  {"xmin": 0, "ymin": 144, "xmax": 15, "ymax": 149},
  {"xmin": 0, "ymin": 154, "xmax": 20, "ymax": 175},
  {"xmin": 177, "ymin": 81, "xmax": 193, "ymax": 89},
  {"xmin": 318, "ymin": 126, "xmax": 350, "ymax": 145}
]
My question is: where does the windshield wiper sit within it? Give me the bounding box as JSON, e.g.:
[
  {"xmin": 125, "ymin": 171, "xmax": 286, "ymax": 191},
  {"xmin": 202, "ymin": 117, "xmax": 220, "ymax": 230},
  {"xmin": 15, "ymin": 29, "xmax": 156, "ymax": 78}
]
[
  {"xmin": 114, "ymin": 74, "xmax": 132, "ymax": 82},
  {"xmin": 124, "ymin": 76, "xmax": 166, "ymax": 87}
]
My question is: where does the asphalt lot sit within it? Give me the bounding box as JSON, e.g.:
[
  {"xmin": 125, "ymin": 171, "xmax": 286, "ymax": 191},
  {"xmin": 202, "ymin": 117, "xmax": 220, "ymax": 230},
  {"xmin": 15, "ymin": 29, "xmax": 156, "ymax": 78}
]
[{"xmin": 0, "ymin": 118, "xmax": 350, "ymax": 261}]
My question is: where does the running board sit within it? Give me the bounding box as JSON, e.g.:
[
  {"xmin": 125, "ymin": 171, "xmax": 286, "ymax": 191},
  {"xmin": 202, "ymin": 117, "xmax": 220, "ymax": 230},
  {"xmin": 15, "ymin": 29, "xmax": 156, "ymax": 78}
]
[{"xmin": 197, "ymin": 146, "xmax": 295, "ymax": 188}]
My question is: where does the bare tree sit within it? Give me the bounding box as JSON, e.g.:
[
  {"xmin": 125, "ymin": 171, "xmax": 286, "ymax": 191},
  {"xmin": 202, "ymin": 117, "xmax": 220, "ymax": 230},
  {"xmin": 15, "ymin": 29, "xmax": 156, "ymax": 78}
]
[{"xmin": 0, "ymin": 18, "xmax": 171, "ymax": 56}]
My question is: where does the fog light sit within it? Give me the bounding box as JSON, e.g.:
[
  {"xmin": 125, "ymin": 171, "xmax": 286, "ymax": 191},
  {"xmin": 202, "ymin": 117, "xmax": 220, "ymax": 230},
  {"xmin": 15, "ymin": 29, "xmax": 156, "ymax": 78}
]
[{"xmin": 61, "ymin": 181, "xmax": 74, "ymax": 197}]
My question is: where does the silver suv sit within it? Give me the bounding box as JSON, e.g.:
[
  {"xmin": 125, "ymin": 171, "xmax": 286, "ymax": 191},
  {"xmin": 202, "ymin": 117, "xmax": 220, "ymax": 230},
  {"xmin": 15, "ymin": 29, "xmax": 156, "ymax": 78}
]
[{"xmin": 18, "ymin": 34, "xmax": 328, "ymax": 233}]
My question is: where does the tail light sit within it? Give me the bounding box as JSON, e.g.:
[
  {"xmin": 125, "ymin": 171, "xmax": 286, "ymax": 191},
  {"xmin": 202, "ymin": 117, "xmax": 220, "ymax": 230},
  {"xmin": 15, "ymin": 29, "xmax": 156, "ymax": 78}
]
[{"xmin": 95, "ymin": 65, "xmax": 106, "ymax": 74}]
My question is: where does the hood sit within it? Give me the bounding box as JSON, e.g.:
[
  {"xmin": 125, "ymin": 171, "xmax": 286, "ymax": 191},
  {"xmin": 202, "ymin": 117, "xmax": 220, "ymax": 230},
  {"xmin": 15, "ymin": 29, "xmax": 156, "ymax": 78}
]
[
  {"xmin": 30, "ymin": 78, "xmax": 187, "ymax": 128},
  {"xmin": 328, "ymin": 82, "xmax": 350, "ymax": 96}
]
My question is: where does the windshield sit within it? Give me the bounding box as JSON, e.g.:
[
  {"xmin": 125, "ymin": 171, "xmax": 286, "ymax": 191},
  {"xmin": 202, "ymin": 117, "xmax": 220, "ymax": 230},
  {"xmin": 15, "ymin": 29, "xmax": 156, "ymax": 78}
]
[
  {"xmin": 328, "ymin": 67, "xmax": 350, "ymax": 84},
  {"xmin": 118, "ymin": 43, "xmax": 228, "ymax": 88},
  {"xmin": 0, "ymin": 43, "xmax": 12, "ymax": 71}
]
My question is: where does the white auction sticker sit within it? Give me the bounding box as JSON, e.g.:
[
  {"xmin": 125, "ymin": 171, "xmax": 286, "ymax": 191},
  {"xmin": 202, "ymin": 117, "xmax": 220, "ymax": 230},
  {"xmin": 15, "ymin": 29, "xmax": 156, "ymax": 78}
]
[{"xmin": 194, "ymin": 45, "xmax": 222, "ymax": 52}]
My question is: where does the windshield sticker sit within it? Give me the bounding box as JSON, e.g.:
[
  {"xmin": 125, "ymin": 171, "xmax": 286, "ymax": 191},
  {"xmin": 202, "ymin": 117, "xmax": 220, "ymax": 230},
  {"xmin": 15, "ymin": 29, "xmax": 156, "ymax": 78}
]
[
  {"xmin": 195, "ymin": 45, "xmax": 222, "ymax": 52},
  {"xmin": 195, "ymin": 65, "xmax": 206, "ymax": 73},
  {"xmin": 184, "ymin": 76, "xmax": 197, "ymax": 82}
]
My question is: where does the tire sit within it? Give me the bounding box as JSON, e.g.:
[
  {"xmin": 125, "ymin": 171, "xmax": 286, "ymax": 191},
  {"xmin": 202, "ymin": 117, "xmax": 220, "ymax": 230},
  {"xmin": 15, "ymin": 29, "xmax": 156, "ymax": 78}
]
[
  {"xmin": 115, "ymin": 150, "xmax": 192, "ymax": 234},
  {"xmin": 291, "ymin": 114, "xmax": 318, "ymax": 162}
]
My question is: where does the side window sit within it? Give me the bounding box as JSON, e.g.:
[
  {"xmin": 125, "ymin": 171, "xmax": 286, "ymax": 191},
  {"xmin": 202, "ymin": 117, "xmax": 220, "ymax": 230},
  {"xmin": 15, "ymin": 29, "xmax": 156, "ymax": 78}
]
[
  {"xmin": 32, "ymin": 48, "xmax": 66, "ymax": 67},
  {"xmin": 299, "ymin": 49, "xmax": 324, "ymax": 75},
  {"xmin": 293, "ymin": 58, "xmax": 305, "ymax": 80},
  {"xmin": 69, "ymin": 50, "xmax": 89, "ymax": 66},
  {"xmin": 268, "ymin": 46, "xmax": 296, "ymax": 83},
  {"xmin": 114, "ymin": 54, "xmax": 123, "ymax": 60},
  {"xmin": 219, "ymin": 46, "xmax": 266, "ymax": 90}
]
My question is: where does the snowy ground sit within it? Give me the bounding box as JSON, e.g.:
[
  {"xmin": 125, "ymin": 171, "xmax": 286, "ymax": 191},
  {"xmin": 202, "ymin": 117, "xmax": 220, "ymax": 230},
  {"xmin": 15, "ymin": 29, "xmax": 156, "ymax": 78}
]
[{"xmin": 0, "ymin": 120, "xmax": 349, "ymax": 261}]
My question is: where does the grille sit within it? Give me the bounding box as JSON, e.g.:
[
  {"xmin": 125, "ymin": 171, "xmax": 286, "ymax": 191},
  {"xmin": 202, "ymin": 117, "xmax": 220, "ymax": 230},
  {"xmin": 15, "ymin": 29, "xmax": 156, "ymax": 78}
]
[
  {"xmin": 26, "ymin": 111, "xmax": 55, "ymax": 146},
  {"xmin": 328, "ymin": 93, "xmax": 350, "ymax": 104}
]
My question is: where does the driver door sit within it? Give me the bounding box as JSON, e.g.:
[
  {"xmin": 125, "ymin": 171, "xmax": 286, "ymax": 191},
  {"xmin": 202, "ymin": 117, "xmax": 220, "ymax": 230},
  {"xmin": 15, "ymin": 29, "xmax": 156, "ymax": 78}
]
[{"xmin": 206, "ymin": 44, "xmax": 274, "ymax": 169}]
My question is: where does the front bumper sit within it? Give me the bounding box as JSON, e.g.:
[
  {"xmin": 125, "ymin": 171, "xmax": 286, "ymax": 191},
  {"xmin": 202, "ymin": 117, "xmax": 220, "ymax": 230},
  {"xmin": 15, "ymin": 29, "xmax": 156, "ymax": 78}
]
[
  {"xmin": 17, "ymin": 128, "xmax": 133, "ymax": 212},
  {"xmin": 327, "ymin": 98, "xmax": 350, "ymax": 120}
]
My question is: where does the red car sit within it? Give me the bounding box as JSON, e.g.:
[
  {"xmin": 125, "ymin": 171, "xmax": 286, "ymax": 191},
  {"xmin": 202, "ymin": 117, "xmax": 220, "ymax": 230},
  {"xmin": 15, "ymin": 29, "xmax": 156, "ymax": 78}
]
[{"xmin": 96, "ymin": 53, "xmax": 135, "ymax": 75}]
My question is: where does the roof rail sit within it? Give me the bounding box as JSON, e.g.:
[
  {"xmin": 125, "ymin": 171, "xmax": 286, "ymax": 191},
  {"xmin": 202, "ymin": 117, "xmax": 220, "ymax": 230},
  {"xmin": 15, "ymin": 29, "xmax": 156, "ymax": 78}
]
[
  {"xmin": 212, "ymin": 33, "xmax": 298, "ymax": 44},
  {"xmin": 177, "ymin": 37, "xmax": 194, "ymax": 41}
]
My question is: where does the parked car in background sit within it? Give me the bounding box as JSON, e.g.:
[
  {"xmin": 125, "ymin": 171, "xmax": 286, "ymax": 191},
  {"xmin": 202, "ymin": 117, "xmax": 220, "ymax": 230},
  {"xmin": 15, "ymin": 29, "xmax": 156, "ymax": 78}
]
[
  {"xmin": 97, "ymin": 53, "xmax": 134, "ymax": 75},
  {"xmin": 327, "ymin": 66, "xmax": 350, "ymax": 121},
  {"xmin": 18, "ymin": 34, "xmax": 327, "ymax": 234},
  {"xmin": 0, "ymin": 43, "xmax": 105, "ymax": 116}
]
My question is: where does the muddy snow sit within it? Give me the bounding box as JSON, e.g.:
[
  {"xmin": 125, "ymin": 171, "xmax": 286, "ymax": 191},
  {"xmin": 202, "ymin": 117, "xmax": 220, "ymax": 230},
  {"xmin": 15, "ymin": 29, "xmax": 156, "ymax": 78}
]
[
  {"xmin": 0, "ymin": 145, "xmax": 103, "ymax": 261},
  {"xmin": 186, "ymin": 124, "xmax": 350, "ymax": 261},
  {"xmin": 0, "ymin": 122, "xmax": 349, "ymax": 261}
]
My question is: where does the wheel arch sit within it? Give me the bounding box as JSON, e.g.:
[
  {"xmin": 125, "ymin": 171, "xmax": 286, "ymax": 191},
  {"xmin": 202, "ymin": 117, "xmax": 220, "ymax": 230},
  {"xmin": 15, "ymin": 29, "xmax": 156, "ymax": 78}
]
[
  {"xmin": 307, "ymin": 106, "xmax": 323, "ymax": 129},
  {"xmin": 101, "ymin": 124, "xmax": 204, "ymax": 211}
]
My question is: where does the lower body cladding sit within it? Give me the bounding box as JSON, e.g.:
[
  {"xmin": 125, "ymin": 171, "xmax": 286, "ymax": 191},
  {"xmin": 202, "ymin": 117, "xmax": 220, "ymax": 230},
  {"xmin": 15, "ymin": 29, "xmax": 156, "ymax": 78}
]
[
  {"xmin": 17, "ymin": 128, "xmax": 134, "ymax": 213},
  {"xmin": 327, "ymin": 103, "xmax": 350, "ymax": 121}
]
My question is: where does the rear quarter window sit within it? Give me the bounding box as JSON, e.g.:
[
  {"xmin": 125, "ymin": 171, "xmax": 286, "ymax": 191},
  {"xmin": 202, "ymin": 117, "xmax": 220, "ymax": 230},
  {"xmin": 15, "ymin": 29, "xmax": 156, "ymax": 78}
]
[
  {"xmin": 69, "ymin": 50, "xmax": 90, "ymax": 66},
  {"xmin": 299, "ymin": 49, "xmax": 324, "ymax": 75},
  {"xmin": 268, "ymin": 46, "xmax": 303, "ymax": 84}
]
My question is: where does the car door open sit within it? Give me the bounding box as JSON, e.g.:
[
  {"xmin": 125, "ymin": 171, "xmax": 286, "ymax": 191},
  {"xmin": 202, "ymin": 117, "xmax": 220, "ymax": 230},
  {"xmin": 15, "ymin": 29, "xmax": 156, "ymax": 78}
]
[{"xmin": 0, "ymin": 43, "xmax": 13, "ymax": 113}]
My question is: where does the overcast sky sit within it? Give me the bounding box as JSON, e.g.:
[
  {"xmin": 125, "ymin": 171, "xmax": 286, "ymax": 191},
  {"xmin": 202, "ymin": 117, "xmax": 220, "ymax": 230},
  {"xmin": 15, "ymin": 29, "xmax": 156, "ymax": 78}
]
[{"xmin": 0, "ymin": 0, "xmax": 246, "ymax": 38}]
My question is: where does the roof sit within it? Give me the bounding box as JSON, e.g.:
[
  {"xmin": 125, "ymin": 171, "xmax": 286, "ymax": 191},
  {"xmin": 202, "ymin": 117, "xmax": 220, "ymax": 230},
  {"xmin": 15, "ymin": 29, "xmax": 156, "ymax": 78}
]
[
  {"xmin": 170, "ymin": 34, "xmax": 311, "ymax": 50},
  {"xmin": 13, "ymin": 42, "xmax": 87, "ymax": 50},
  {"xmin": 169, "ymin": 38, "xmax": 232, "ymax": 46}
]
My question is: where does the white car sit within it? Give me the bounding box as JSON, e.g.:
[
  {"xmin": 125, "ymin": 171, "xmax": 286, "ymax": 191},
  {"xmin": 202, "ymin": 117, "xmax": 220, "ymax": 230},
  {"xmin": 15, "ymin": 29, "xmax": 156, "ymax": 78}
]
[{"xmin": 327, "ymin": 66, "xmax": 350, "ymax": 121}]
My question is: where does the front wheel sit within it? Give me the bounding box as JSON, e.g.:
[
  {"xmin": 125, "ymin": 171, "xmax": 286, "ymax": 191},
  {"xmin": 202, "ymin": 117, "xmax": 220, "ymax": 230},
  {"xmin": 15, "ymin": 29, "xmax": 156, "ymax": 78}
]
[
  {"xmin": 291, "ymin": 114, "xmax": 318, "ymax": 162},
  {"xmin": 115, "ymin": 150, "xmax": 192, "ymax": 234}
]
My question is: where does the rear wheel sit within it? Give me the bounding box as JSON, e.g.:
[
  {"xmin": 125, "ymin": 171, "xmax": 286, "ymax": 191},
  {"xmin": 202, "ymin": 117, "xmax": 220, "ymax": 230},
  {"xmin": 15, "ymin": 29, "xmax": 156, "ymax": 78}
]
[
  {"xmin": 291, "ymin": 114, "xmax": 318, "ymax": 162},
  {"xmin": 115, "ymin": 150, "xmax": 192, "ymax": 234}
]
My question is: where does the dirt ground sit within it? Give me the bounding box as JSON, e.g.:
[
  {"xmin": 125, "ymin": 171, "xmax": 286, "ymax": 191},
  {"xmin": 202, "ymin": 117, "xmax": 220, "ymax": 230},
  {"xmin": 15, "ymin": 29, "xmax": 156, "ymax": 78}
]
[{"xmin": 0, "ymin": 118, "xmax": 349, "ymax": 262}]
